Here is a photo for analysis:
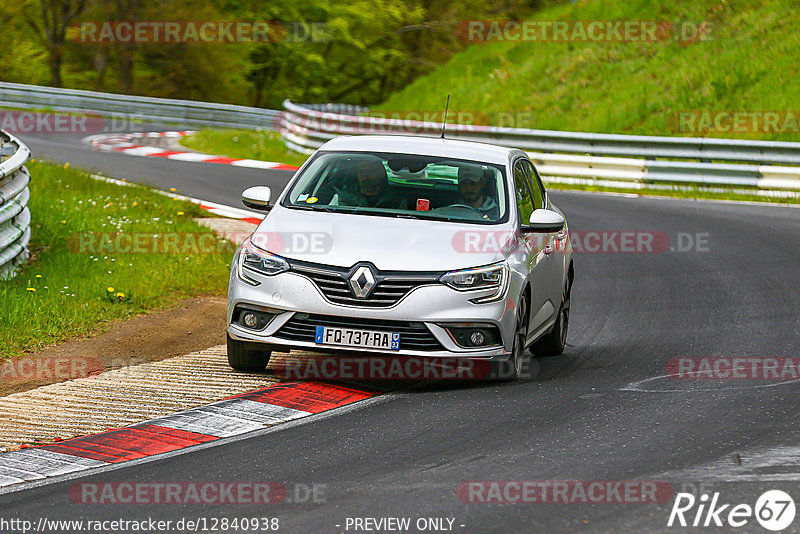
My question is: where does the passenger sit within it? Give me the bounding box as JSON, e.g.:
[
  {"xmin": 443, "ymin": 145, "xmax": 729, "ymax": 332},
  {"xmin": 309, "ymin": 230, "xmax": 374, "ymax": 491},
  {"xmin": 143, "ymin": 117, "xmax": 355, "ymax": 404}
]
[{"xmin": 455, "ymin": 165, "xmax": 499, "ymax": 219}]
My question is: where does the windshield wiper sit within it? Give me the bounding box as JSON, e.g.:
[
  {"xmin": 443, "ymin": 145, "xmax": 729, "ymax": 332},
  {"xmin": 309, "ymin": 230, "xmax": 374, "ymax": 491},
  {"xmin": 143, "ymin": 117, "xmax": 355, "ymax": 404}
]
[{"xmin": 291, "ymin": 204, "xmax": 336, "ymax": 213}]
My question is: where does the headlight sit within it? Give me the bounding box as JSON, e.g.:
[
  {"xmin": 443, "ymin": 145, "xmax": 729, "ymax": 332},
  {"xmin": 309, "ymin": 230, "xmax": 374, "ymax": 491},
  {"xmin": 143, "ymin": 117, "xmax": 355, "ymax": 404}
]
[
  {"xmin": 440, "ymin": 262, "xmax": 509, "ymax": 303},
  {"xmin": 236, "ymin": 239, "xmax": 289, "ymax": 285}
]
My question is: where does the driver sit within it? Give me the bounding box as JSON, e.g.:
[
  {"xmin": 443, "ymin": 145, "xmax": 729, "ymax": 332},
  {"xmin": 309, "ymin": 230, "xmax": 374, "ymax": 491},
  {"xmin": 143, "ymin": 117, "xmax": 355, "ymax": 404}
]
[
  {"xmin": 455, "ymin": 164, "xmax": 499, "ymax": 219},
  {"xmin": 331, "ymin": 159, "xmax": 407, "ymax": 209}
]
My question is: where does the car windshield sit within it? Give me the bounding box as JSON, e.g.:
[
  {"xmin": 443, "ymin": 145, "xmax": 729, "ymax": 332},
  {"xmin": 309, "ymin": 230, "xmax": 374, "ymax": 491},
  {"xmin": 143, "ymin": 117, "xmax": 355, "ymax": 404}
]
[{"xmin": 282, "ymin": 151, "xmax": 508, "ymax": 224}]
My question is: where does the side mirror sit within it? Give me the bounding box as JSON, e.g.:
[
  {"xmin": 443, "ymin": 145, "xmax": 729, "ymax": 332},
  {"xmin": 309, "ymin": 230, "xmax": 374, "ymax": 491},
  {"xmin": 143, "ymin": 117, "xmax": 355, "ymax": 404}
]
[
  {"xmin": 242, "ymin": 186, "xmax": 272, "ymax": 211},
  {"xmin": 522, "ymin": 209, "xmax": 565, "ymax": 233}
]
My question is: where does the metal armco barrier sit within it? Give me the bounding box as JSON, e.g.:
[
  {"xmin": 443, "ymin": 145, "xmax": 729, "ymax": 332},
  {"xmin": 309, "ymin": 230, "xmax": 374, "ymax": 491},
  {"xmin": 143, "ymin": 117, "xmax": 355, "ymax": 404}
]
[
  {"xmin": 0, "ymin": 130, "xmax": 32, "ymax": 279},
  {"xmin": 0, "ymin": 82, "xmax": 281, "ymax": 130},
  {"xmin": 2, "ymin": 83, "xmax": 799, "ymax": 191},
  {"xmin": 280, "ymin": 100, "xmax": 800, "ymax": 191}
]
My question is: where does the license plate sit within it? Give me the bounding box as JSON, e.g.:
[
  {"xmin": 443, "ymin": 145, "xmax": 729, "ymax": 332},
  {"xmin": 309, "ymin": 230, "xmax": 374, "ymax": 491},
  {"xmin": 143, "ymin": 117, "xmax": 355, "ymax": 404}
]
[{"xmin": 315, "ymin": 326, "xmax": 400, "ymax": 350}]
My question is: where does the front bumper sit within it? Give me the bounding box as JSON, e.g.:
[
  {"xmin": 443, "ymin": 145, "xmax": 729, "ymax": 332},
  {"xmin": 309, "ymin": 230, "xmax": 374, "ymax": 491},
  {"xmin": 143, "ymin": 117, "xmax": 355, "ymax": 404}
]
[{"xmin": 227, "ymin": 267, "xmax": 519, "ymax": 360}]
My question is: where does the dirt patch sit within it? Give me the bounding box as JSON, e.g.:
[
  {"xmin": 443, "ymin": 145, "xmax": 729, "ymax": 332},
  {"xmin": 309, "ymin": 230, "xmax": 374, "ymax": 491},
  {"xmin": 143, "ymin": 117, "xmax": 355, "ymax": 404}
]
[{"xmin": 0, "ymin": 296, "xmax": 228, "ymax": 397}]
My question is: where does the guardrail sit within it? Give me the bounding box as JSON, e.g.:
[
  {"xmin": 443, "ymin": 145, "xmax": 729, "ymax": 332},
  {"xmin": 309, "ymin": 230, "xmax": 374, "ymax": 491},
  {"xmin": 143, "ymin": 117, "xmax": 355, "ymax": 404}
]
[
  {"xmin": 0, "ymin": 82, "xmax": 281, "ymax": 130},
  {"xmin": 0, "ymin": 130, "xmax": 32, "ymax": 279},
  {"xmin": 3, "ymin": 83, "xmax": 799, "ymax": 191},
  {"xmin": 280, "ymin": 100, "xmax": 800, "ymax": 191}
]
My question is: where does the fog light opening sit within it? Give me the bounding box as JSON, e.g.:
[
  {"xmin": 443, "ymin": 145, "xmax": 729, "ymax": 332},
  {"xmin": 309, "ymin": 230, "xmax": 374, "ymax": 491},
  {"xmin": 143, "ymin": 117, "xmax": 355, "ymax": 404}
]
[
  {"xmin": 243, "ymin": 312, "xmax": 259, "ymax": 328},
  {"xmin": 234, "ymin": 307, "xmax": 275, "ymax": 331},
  {"xmin": 470, "ymin": 331, "xmax": 485, "ymax": 346},
  {"xmin": 442, "ymin": 324, "xmax": 502, "ymax": 349}
]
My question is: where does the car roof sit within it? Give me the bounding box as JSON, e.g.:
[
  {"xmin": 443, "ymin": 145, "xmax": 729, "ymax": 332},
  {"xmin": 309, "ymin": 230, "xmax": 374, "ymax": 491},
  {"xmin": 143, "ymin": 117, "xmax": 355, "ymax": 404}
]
[{"xmin": 318, "ymin": 135, "xmax": 518, "ymax": 166}]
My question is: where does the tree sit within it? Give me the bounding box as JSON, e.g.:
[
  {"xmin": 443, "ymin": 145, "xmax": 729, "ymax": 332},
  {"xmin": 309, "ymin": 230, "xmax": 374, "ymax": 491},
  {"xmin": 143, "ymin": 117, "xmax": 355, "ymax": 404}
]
[
  {"xmin": 113, "ymin": 0, "xmax": 140, "ymax": 93},
  {"xmin": 26, "ymin": 0, "xmax": 90, "ymax": 87}
]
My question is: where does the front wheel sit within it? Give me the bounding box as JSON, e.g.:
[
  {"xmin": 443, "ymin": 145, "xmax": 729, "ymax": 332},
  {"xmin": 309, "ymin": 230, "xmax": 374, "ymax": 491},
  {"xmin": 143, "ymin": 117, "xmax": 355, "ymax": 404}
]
[
  {"xmin": 531, "ymin": 279, "xmax": 570, "ymax": 357},
  {"xmin": 227, "ymin": 334, "xmax": 272, "ymax": 372},
  {"xmin": 495, "ymin": 296, "xmax": 529, "ymax": 380}
]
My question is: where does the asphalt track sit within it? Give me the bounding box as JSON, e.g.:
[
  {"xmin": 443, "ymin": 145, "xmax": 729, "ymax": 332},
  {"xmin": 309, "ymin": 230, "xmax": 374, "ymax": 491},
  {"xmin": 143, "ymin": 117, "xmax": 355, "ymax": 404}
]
[{"xmin": 2, "ymin": 128, "xmax": 799, "ymax": 533}]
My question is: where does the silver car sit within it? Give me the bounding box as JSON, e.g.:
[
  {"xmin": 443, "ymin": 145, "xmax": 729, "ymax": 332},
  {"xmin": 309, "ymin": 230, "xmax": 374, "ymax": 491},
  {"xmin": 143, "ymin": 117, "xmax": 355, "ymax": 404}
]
[{"xmin": 227, "ymin": 135, "xmax": 573, "ymax": 379}]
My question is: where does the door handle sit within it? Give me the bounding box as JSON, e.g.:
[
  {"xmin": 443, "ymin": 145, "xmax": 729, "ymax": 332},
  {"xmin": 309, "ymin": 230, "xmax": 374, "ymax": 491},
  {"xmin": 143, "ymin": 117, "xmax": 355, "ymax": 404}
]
[{"xmin": 543, "ymin": 243, "xmax": 554, "ymax": 255}]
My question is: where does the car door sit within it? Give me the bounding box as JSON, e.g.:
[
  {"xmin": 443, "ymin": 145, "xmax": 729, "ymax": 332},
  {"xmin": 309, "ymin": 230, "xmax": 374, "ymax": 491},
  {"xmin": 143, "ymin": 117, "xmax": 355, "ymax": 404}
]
[
  {"xmin": 523, "ymin": 160, "xmax": 564, "ymax": 312},
  {"xmin": 512, "ymin": 159, "xmax": 551, "ymax": 336}
]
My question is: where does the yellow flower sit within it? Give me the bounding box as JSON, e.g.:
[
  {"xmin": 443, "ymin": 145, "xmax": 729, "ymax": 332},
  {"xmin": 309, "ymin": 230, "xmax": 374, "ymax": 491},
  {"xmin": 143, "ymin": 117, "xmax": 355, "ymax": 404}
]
[
  {"xmin": 132, "ymin": 201, "xmax": 138, "ymax": 207},
  {"xmin": 26, "ymin": 287, "xmax": 36, "ymax": 292},
  {"xmin": 35, "ymin": 274, "xmax": 42, "ymax": 278},
  {"xmin": 107, "ymin": 287, "xmax": 114, "ymax": 292},
  {"xmin": 116, "ymin": 292, "xmax": 125, "ymax": 298},
  {"xmin": 64, "ymin": 162, "xmax": 70, "ymax": 169},
  {"xmin": 177, "ymin": 211, "xmax": 184, "ymax": 216},
  {"xmin": 60, "ymin": 220, "xmax": 67, "ymax": 224},
  {"xmin": 169, "ymin": 188, "xmax": 177, "ymax": 192}
]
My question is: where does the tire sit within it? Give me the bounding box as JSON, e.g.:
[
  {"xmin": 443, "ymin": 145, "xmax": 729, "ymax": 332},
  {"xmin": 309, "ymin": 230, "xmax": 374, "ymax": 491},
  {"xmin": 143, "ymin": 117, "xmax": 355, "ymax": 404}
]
[
  {"xmin": 495, "ymin": 295, "xmax": 529, "ymax": 381},
  {"xmin": 531, "ymin": 278, "xmax": 571, "ymax": 357},
  {"xmin": 227, "ymin": 334, "xmax": 272, "ymax": 372}
]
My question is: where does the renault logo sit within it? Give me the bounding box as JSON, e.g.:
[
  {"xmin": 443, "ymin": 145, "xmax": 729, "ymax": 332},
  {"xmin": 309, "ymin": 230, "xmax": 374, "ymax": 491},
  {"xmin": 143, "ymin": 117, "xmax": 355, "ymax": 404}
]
[{"xmin": 349, "ymin": 266, "xmax": 376, "ymax": 298}]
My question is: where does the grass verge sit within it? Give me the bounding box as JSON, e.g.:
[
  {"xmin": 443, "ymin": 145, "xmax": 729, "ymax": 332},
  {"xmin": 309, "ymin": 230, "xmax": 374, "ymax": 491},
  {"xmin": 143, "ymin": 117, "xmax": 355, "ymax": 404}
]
[
  {"xmin": 180, "ymin": 129, "xmax": 309, "ymax": 167},
  {"xmin": 0, "ymin": 161, "xmax": 235, "ymax": 359},
  {"xmin": 377, "ymin": 0, "xmax": 800, "ymax": 142}
]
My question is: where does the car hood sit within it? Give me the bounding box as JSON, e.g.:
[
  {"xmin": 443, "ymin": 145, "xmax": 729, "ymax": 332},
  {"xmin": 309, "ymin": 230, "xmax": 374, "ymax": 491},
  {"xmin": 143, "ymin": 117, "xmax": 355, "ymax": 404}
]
[{"xmin": 250, "ymin": 206, "xmax": 509, "ymax": 271}]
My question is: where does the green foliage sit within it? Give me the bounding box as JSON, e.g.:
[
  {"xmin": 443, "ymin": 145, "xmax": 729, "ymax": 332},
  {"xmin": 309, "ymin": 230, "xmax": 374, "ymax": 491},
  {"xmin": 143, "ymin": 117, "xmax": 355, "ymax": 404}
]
[
  {"xmin": 378, "ymin": 0, "xmax": 800, "ymax": 141},
  {"xmin": 0, "ymin": 0, "xmax": 549, "ymax": 106},
  {"xmin": 243, "ymin": 0, "xmax": 553, "ymax": 106},
  {"xmin": 0, "ymin": 3, "xmax": 50, "ymax": 84}
]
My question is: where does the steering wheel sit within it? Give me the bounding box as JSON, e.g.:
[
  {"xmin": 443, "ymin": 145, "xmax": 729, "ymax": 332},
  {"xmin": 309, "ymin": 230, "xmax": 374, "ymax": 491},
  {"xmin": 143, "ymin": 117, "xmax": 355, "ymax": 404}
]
[{"xmin": 437, "ymin": 203, "xmax": 483, "ymax": 216}]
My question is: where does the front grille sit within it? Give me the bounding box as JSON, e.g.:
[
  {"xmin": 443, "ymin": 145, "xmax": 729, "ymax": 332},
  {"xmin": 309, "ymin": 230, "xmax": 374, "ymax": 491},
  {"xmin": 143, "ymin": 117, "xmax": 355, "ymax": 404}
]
[
  {"xmin": 289, "ymin": 260, "xmax": 441, "ymax": 308},
  {"xmin": 274, "ymin": 313, "xmax": 445, "ymax": 352}
]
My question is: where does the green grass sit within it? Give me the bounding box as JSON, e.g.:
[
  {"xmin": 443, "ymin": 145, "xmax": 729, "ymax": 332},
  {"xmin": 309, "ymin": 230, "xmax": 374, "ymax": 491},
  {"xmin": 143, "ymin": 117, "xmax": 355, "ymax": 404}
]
[
  {"xmin": 177, "ymin": 0, "xmax": 800, "ymax": 206},
  {"xmin": 0, "ymin": 161, "xmax": 235, "ymax": 359},
  {"xmin": 180, "ymin": 130, "xmax": 309, "ymax": 167},
  {"xmin": 378, "ymin": 0, "xmax": 800, "ymax": 141}
]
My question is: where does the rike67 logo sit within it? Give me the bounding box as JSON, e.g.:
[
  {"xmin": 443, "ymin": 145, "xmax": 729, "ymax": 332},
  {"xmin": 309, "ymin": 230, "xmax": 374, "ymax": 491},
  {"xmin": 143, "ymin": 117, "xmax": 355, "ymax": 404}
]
[{"xmin": 669, "ymin": 490, "xmax": 796, "ymax": 531}]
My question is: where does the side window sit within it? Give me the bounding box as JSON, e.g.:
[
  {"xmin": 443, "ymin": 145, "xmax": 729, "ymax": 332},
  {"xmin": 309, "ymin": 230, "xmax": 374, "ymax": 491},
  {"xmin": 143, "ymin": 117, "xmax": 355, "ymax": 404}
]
[
  {"xmin": 521, "ymin": 160, "xmax": 545, "ymax": 209},
  {"xmin": 513, "ymin": 161, "xmax": 535, "ymax": 225}
]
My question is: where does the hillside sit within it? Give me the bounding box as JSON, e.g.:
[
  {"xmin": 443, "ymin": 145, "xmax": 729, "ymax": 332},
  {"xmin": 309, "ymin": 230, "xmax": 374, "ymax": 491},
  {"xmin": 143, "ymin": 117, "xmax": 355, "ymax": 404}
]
[{"xmin": 377, "ymin": 0, "xmax": 800, "ymax": 141}]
